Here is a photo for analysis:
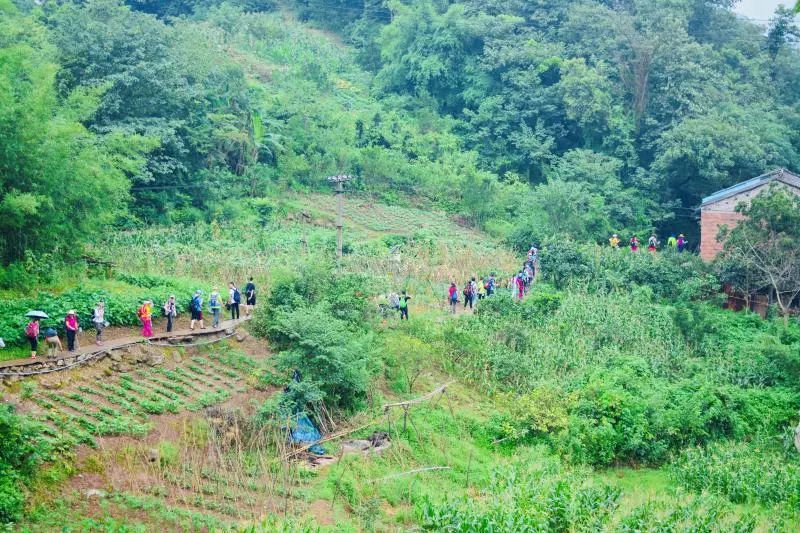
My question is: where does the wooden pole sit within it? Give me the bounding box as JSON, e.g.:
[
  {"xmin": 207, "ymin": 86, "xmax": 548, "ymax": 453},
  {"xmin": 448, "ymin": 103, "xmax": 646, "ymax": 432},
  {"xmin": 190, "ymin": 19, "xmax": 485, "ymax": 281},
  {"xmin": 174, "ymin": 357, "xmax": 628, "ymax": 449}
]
[{"xmin": 336, "ymin": 180, "xmax": 344, "ymax": 260}]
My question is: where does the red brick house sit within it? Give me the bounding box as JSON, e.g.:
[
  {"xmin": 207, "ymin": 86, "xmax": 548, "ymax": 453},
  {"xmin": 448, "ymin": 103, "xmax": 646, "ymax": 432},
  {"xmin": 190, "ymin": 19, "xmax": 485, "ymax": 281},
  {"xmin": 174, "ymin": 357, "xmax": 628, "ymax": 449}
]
[{"xmin": 699, "ymin": 168, "xmax": 800, "ymax": 261}]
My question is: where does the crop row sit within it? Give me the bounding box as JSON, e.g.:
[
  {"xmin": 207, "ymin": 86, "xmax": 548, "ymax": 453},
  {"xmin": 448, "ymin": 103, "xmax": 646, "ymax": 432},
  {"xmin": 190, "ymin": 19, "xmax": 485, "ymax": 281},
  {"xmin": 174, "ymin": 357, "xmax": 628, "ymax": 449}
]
[{"xmin": 25, "ymin": 355, "xmax": 255, "ymax": 444}]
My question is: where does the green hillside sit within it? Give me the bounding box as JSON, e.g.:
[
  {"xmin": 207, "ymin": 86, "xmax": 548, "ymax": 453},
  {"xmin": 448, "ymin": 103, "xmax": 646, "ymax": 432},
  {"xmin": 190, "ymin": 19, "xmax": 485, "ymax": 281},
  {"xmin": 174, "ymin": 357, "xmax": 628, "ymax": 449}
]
[{"xmin": 1, "ymin": 0, "xmax": 800, "ymax": 531}]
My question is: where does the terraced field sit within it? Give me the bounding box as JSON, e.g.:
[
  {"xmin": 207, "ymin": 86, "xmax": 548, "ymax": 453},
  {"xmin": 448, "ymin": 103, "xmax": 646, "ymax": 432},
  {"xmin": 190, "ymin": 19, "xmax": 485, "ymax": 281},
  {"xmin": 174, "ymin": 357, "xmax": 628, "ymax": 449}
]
[
  {"xmin": 15, "ymin": 341, "xmax": 304, "ymax": 529},
  {"xmin": 299, "ymin": 193, "xmax": 480, "ymax": 240}
]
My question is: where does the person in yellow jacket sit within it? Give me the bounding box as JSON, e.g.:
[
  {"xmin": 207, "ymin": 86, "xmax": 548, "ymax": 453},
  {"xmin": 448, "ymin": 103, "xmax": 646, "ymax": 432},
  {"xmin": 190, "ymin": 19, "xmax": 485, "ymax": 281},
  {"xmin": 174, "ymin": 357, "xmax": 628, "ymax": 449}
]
[{"xmin": 609, "ymin": 234, "xmax": 620, "ymax": 248}]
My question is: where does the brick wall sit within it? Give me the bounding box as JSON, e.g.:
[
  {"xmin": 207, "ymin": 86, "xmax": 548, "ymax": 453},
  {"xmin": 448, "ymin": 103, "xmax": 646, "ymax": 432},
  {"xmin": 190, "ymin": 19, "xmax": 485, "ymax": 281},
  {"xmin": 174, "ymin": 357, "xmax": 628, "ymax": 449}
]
[{"xmin": 700, "ymin": 209, "xmax": 745, "ymax": 261}]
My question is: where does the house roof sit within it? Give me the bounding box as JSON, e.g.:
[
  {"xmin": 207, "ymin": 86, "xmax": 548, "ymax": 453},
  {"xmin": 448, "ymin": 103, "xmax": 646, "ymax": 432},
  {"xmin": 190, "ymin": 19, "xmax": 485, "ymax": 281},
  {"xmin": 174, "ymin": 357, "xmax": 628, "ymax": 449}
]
[{"xmin": 701, "ymin": 168, "xmax": 800, "ymax": 207}]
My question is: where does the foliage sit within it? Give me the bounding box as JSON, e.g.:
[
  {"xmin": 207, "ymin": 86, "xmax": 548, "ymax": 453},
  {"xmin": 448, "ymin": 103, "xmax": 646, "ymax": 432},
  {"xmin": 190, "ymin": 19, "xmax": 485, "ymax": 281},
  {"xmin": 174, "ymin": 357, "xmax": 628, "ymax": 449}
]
[
  {"xmin": 0, "ymin": 404, "xmax": 50, "ymax": 523},
  {"xmin": 418, "ymin": 458, "xmax": 758, "ymax": 531},
  {"xmin": 0, "ymin": 2, "xmax": 149, "ymax": 263},
  {"xmin": 251, "ymin": 262, "xmax": 378, "ymax": 414},
  {"xmin": 671, "ymin": 442, "xmax": 800, "ymax": 509},
  {"xmin": 419, "ymin": 460, "xmax": 621, "ymax": 531}
]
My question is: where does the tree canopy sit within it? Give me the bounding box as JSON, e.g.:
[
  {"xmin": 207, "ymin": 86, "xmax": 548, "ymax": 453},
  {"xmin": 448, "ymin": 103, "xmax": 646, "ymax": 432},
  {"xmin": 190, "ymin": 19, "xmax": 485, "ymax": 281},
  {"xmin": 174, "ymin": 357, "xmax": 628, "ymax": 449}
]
[{"xmin": 1, "ymin": 0, "xmax": 800, "ymax": 264}]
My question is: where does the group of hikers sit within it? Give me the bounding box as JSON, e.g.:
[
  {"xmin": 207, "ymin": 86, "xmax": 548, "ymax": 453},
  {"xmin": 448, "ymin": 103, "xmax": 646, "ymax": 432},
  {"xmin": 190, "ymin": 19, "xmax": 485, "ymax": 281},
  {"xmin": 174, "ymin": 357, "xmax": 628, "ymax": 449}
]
[
  {"xmin": 610, "ymin": 233, "xmax": 688, "ymax": 253},
  {"xmin": 445, "ymin": 244, "xmax": 545, "ymax": 313},
  {"xmin": 447, "ymin": 272, "xmax": 500, "ymax": 313},
  {"xmin": 23, "ymin": 278, "xmax": 257, "ymax": 359}
]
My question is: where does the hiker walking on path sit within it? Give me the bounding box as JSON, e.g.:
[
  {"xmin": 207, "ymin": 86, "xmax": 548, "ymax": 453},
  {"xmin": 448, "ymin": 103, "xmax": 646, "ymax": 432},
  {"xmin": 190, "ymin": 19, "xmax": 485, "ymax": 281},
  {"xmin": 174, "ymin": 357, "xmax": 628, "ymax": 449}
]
[
  {"xmin": 44, "ymin": 327, "xmax": 62, "ymax": 356},
  {"xmin": 516, "ymin": 272, "xmax": 525, "ymax": 299},
  {"xmin": 25, "ymin": 317, "xmax": 40, "ymax": 359},
  {"xmin": 138, "ymin": 300, "xmax": 153, "ymax": 338},
  {"xmin": 229, "ymin": 282, "xmax": 241, "ymax": 320},
  {"xmin": 448, "ymin": 282, "xmax": 459, "ymax": 314},
  {"xmin": 677, "ymin": 234, "xmax": 687, "ymax": 253},
  {"xmin": 476, "ymin": 278, "xmax": 486, "ymax": 300},
  {"xmin": 609, "ymin": 234, "xmax": 620, "ymax": 249},
  {"xmin": 244, "ymin": 277, "xmax": 256, "ymax": 317},
  {"xmin": 667, "ymin": 234, "xmax": 677, "ymax": 249},
  {"xmin": 65, "ymin": 310, "xmax": 79, "ymax": 353},
  {"xmin": 630, "ymin": 235, "xmax": 639, "ymax": 252},
  {"xmin": 92, "ymin": 301, "xmax": 106, "ymax": 345},
  {"xmin": 190, "ymin": 290, "xmax": 205, "ymax": 330},
  {"xmin": 647, "ymin": 235, "xmax": 658, "ymax": 252},
  {"xmin": 463, "ymin": 280, "xmax": 475, "ymax": 310},
  {"xmin": 163, "ymin": 295, "xmax": 177, "ymax": 332},
  {"xmin": 399, "ymin": 291, "xmax": 411, "ymax": 320},
  {"xmin": 209, "ymin": 288, "xmax": 223, "ymax": 328},
  {"xmin": 486, "ymin": 273, "xmax": 496, "ymax": 296}
]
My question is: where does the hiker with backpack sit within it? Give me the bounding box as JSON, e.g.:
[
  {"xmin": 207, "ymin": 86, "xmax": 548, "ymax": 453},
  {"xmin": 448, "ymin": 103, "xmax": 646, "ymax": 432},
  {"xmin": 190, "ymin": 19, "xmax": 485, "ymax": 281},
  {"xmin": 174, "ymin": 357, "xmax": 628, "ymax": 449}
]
[
  {"xmin": 92, "ymin": 301, "xmax": 106, "ymax": 346},
  {"xmin": 64, "ymin": 310, "xmax": 79, "ymax": 353},
  {"xmin": 399, "ymin": 291, "xmax": 411, "ymax": 320},
  {"xmin": 228, "ymin": 282, "xmax": 241, "ymax": 320},
  {"xmin": 244, "ymin": 277, "xmax": 256, "ymax": 317},
  {"xmin": 486, "ymin": 273, "xmax": 496, "ymax": 296},
  {"xmin": 677, "ymin": 234, "xmax": 687, "ymax": 253},
  {"xmin": 630, "ymin": 235, "xmax": 639, "ymax": 252},
  {"xmin": 163, "ymin": 295, "xmax": 177, "ymax": 332},
  {"xmin": 44, "ymin": 327, "xmax": 62, "ymax": 356},
  {"xmin": 25, "ymin": 317, "xmax": 40, "ymax": 359},
  {"xmin": 463, "ymin": 280, "xmax": 475, "ymax": 310},
  {"xmin": 138, "ymin": 300, "xmax": 153, "ymax": 338},
  {"xmin": 209, "ymin": 288, "xmax": 223, "ymax": 328},
  {"xmin": 190, "ymin": 290, "xmax": 205, "ymax": 330},
  {"xmin": 647, "ymin": 235, "xmax": 658, "ymax": 252},
  {"xmin": 448, "ymin": 282, "xmax": 459, "ymax": 314}
]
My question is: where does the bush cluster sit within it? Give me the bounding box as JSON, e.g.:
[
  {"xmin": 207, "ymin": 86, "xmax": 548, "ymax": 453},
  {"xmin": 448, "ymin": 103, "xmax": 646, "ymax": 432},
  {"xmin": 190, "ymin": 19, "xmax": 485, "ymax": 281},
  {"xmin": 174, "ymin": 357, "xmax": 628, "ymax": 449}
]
[
  {"xmin": 251, "ymin": 262, "xmax": 378, "ymax": 416},
  {"xmin": 537, "ymin": 240, "xmax": 717, "ymax": 302},
  {"xmin": 439, "ymin": 284, "xmax": 800, "ymax": 467}
]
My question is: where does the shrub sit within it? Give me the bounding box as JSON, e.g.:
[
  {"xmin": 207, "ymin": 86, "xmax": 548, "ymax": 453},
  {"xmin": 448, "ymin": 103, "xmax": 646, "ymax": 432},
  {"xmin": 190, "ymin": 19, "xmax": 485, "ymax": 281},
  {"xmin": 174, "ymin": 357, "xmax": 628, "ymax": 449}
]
[
  {"xmin": 252, "ymin": 263, "xmax": 378, "ymax": 416},
  {"xmin": 269, "ymin": 305, "xmax": 375, "ymax": 413},
  {"xmin": 0, "ymin": 404, "xmax": 50, "ymax": 523},
  {"xmin": 493, "ymin": 386, "xmax": 574, "ymax": 443}
]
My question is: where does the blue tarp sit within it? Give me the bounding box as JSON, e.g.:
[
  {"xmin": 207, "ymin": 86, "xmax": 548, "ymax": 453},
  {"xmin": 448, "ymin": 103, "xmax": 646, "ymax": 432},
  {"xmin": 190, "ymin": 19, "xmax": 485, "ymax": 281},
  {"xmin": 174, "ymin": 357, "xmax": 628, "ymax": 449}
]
[{"xmin": 289, "ymin": 413, "xmax": 326, "ymax": 455}]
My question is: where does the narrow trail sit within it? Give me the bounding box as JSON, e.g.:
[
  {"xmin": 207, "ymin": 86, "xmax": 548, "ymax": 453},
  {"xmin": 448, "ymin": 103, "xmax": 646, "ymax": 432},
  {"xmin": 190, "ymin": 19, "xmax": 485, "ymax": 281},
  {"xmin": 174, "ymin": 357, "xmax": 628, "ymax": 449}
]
[{"xmin": 0, "ymin": 317, "xmax": 250, "ymax": 371}]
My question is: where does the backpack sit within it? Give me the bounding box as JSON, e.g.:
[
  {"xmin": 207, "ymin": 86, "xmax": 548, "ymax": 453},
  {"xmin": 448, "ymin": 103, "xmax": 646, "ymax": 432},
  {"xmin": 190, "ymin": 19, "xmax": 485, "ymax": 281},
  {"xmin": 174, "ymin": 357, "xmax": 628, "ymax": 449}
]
[
  {"xmin": 25, "ymin": 321, "xmax": 37, "ymax": 338},
  {"xmin": 233, "ymin": 288, "xmax": 241, "ymax": 304},
  {"xmin": 191, "ymin": 296, "xmax": 201, "ymax": 312},
  {"xmin": 210, "ymin": 294, "xmax": 218, "ymax": 308},
  {"xmin": 137, "ymin": 305, "xmax": 147, "ymax": 319},
  {"xmin": 465, "ymin": 284, "xmax": 473, "ymax": 296}
]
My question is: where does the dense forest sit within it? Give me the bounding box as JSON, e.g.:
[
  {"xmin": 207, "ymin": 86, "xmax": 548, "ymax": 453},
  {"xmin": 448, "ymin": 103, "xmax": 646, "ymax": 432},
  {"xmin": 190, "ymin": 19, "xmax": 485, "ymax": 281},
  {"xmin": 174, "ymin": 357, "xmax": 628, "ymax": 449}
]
[
  {"xmin": 2, "ymin": 0, "xmax": 800, "ymax": 269},
  {"xmin": 2, "ymin": 0, "xmax": 800, "ymax": 530}
]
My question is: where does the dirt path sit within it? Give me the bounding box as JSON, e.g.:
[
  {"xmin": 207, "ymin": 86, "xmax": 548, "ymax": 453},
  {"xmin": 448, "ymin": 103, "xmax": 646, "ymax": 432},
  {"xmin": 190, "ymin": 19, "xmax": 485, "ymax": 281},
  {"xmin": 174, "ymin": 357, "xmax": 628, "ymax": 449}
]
[{"xmin": 0, "ymin": 316, "xmax": 250, "ymax": 369}]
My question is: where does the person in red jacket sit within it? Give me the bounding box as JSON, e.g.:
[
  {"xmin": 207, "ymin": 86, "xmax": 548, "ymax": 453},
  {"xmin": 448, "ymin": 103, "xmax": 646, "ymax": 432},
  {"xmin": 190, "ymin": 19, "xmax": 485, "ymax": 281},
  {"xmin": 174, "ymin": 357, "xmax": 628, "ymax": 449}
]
[
  {"xmin": 25, "ymin": 318, "xmax": 40, "ymax": 359},
  {"xmin": 448, "ymin": 282, "xmax": 459, "ymax": 314},
  {"xmin": 64, "ymin": 310, "xmax": 79, "ymax": 353}
]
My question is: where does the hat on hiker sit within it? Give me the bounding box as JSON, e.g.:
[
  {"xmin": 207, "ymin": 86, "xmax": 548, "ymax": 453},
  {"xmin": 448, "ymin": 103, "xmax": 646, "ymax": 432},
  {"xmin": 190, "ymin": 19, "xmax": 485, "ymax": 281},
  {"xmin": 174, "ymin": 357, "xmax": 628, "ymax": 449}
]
[
  {"xmin": 195, "ymin": 289, "xmax": 203, "ymax": 295},
  {"xmin": 67, "ymin": 310, "xmax": 76, "ymax": 315}
]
